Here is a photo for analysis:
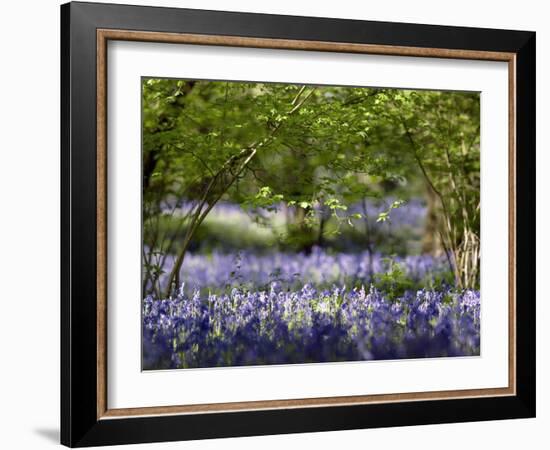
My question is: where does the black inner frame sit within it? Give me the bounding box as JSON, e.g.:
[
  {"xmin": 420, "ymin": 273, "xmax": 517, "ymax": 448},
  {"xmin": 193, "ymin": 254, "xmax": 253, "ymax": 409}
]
[{"xmin": 61, "ymin": 2, "xmax": 535, "ymax": 447}]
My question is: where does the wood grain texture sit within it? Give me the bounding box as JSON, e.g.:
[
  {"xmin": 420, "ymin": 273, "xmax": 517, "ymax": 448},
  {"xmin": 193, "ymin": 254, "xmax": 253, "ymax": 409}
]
[
  {"xmin": 96, "ymin": 29, "xmax": 516, "ymax": 420},
  {"xmin": 97, "ymin": 30, "xmax": 108, "ymax": 419},
  {"xmin": 98, "ymin": 29, "xmax": 515, "ymax": 61},
  {"xmin": 101, "ymin": 387, "xmax": 514, "ymax": 419},
  {"xmin": 508, "ymin": 56, "xmax": 517, "ymax": 394}
]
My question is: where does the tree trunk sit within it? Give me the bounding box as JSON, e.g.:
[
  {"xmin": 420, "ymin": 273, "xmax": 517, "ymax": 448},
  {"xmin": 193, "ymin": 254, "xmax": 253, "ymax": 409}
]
[
  {"xmin": 162, "ymin": 87, "xmax": 317, "ymax": 297},
  {"xmin": 361, "ymin": 199, "xmax": 374, "ymax": 281},
  {"xmin": 421, "ymin": 185, "xmax": 443, "ymax": 256}
]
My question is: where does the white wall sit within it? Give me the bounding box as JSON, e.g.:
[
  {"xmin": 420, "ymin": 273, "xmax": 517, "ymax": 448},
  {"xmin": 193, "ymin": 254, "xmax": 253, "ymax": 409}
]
[{"xmin": 0, "ymin": 1, "xmax": 546, "ymax": 449}]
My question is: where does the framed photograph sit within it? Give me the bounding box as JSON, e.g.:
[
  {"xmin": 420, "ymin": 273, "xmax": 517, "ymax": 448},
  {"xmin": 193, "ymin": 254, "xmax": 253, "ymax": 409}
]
[{"xmin": 61, "ymin": 1, "xmax": 535, "ymax": 447}]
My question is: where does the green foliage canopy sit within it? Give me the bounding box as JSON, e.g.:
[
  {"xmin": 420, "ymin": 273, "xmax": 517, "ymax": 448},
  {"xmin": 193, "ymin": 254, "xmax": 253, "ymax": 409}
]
[{"xmin": 142, "ymin": 78, "xmax": 480, "ymax": 295}]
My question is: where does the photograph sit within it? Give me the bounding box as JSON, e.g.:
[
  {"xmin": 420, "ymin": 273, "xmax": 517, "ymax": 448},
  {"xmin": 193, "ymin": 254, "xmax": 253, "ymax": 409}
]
[
  {"xmin": 52, "ymin": 0, "xmax": 548, "ymax": 450},
  {"xmin": 141, "ymin": 78, "xmax": 481, "ymax": 370},
  {"xmin": 56, "ymin": 1, "xmax": 537, "ymax": 446}
]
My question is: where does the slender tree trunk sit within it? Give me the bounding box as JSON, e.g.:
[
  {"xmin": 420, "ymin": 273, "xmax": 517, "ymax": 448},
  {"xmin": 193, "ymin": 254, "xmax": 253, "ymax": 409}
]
[
  {"xmin": 163, "ymin": 87, "xmax": 318, "ymax": 298},
  {"xmin": 316, "ymin": 206, "xmax": 327, "ymax": 248},
  {"xmin": 164, "ymin": 147, "xmax": 258, "ymax": 297},
  {"xmin": 361, "ymin": 199, "xmax": 375, "ymax": 281},
  {"xmin": 421, "ymin": 185, "xmax": 442, "ymax": 256}
]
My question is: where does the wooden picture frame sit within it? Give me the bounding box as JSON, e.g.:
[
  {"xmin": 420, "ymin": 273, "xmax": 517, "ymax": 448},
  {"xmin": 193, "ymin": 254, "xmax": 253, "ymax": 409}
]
[{"xmin": 61, "ymin": 1, "xmax": 535, "ymax": 447}]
